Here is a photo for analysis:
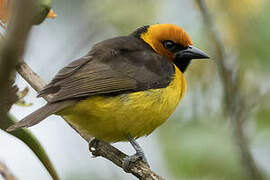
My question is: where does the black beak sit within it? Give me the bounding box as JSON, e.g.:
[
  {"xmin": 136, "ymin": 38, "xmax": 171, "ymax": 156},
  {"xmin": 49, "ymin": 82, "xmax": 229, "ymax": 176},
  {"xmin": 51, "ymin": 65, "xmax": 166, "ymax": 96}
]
[{"xmin": 175, "ymin": 46, "xmax": 210, "ymax": 60}]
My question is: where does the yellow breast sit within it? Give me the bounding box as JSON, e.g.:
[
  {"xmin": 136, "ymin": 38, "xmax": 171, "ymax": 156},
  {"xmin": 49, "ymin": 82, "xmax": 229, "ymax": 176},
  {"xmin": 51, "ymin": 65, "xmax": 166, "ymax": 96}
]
[{"xmin": 58, "ymin": 65, "xmax": 186, "ymax": 142}]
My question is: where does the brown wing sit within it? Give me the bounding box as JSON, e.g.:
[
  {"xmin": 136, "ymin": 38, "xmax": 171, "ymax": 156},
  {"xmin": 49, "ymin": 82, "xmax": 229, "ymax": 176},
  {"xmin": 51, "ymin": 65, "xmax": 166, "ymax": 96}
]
[
  {"xmin": 38, "ymin": 36, "xmax": 175, "ymax": 103},
  {"xmin": 7, "ymin": 36, "xmax": 176, "ymax": 132}
]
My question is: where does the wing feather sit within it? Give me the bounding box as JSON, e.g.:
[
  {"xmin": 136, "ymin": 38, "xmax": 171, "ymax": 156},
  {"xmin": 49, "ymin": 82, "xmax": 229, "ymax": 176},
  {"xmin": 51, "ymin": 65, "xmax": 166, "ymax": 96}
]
[{"xmin": 38, "ymin": 36, "xmax": 175, "ymax": 103}]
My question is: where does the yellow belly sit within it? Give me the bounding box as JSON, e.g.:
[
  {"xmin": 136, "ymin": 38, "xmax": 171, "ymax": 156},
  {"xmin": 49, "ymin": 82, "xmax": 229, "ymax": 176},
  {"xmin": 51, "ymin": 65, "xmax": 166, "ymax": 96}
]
[{"xmin": 58, "ymin": 65, "xmax": 186, "ymax": 142}]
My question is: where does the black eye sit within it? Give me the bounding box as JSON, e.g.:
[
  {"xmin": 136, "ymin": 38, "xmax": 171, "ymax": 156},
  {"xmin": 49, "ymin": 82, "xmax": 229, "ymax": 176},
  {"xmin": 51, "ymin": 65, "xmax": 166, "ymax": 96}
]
[{"xmin": 163, "ymin": 40, "xmax": 175, "ymax": 50}]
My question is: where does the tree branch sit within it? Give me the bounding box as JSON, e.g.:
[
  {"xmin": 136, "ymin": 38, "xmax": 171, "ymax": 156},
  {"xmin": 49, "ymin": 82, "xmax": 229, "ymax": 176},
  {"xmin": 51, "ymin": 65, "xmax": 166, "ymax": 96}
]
[
  {"xmin": 90, "ymin": 139, "xmax": 164, "ymax": 180},
  {"xmin": 0, "ymin": 0, "xmax": 35, "ymax": 120},
  {"xmin": 16, "ymin": 61, "xmax": 46, "ymax": 94},
  {"xmin": 194, "ymin": 1, "xmax": 264, "ymax": 179}
]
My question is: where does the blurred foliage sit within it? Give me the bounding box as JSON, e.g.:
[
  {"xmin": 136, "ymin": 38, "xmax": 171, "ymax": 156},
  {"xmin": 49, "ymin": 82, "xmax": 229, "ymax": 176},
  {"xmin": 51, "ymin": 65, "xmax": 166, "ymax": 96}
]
[
  {"xmin": 154, "ymin": 1, "xmax": 270, "ymax": 179},
  {"xmin": 206, "ymin": 0, "xmax": 270, "ymax": 71},
  {"xmin": 159, "ymin": 119, "xmax": 248, "ymax": 180},
  {"xmin": 86, "ymin": 0, "xmax": 163, "ymax": 34},
  {"xmin": 256, "ymin": 105, "xmax": 270, "ymax": 132}
]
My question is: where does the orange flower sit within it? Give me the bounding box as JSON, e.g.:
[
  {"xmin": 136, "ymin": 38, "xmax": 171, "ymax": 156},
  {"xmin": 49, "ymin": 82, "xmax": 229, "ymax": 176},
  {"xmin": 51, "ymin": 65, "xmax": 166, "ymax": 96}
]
[
  {"xmin": 0, "ymin": 0, "xmax": 56, "ymax": 25},
  {"xmin": 47, "ymin": 9, "xmax": 57, "ymax": 18},
  {"xmin": 0, "ymin": 0, "xmax": 11, "ymax": 23}
]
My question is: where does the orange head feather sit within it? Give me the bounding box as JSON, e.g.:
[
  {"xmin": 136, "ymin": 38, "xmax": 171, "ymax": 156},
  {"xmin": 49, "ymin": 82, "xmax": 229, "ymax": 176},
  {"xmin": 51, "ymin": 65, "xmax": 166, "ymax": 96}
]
[{"xmin": 140, "ymin": 24, "xmax": 193, "ymax": 60}]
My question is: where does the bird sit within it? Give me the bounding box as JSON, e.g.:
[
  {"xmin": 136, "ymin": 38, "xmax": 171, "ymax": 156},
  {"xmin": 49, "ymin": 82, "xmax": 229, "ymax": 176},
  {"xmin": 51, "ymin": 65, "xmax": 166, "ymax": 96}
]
[{"xmin": 7, "ymin": 24, "xmax": 209, "ymax": 168}]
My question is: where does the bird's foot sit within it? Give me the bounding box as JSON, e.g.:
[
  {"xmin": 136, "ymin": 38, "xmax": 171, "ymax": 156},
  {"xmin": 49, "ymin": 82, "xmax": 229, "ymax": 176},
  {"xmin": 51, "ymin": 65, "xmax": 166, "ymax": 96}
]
[
  {"xmin": 123, "ymin": 134, "xmax": 150, "ymax": 172},
  {"xmin": 123, "ymin": 151, "xmax": 149, "ymax": 172},
  {"xmin": 88, "ymin": 137, "xmax": 100, "ymax": 157}
]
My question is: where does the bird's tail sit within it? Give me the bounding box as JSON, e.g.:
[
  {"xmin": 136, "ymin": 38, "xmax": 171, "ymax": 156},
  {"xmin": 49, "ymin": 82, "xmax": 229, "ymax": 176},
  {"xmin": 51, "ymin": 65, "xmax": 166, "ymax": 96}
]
[{"xmin": 7, "ymin": 100, "xmax": 76, "ymax": 132}]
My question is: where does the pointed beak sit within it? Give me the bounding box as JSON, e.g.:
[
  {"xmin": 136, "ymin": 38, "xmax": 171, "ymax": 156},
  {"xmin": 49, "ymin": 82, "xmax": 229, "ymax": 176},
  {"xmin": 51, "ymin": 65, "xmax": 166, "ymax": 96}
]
[{"xmin": 175, "ymin": 46, "xmax": 210, "ymax": 60}]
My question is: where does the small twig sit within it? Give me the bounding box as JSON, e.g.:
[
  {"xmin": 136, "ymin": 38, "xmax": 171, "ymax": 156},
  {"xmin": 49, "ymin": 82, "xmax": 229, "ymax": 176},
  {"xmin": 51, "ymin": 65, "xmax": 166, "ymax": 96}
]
[
  {"xmin": 16, "ymin": 61, "xmax": 46, "ymax": 93},
  {"xmin": 249, "ymin": 88, "xmax": 270, "ymax": 110},
  {"xmin": 0, "ymin": 161, "xmax": 17, "ymax": 180}
]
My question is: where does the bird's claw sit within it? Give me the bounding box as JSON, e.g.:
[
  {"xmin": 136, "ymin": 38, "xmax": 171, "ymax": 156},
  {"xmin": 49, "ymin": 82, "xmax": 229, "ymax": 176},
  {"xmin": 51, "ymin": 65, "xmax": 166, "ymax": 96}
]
[
  {"xmin": 122, "ymin": 152, "xmax": 149, "ymax": 173},
  {"xmin": 88, "ymin": 138, "xmax": 100, "ymax": 157},
  {"xmin": 122, "ymin": 134, "xmax": 150, "ymax": 172}
]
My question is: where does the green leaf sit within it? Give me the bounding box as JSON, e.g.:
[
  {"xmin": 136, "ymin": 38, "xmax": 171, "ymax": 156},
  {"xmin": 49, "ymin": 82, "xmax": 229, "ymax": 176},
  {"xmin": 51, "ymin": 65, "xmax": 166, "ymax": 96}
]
[{"xmin": 0, "ymin": 113, "xmax": 60, "ymax": 180}]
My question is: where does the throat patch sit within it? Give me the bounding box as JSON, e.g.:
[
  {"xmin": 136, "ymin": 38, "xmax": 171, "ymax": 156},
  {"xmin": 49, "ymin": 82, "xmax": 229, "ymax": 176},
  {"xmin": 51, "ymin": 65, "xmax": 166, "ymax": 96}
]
[{"xmin": 174, "ymin": 59, "xmax": 191, "ymax": 73}]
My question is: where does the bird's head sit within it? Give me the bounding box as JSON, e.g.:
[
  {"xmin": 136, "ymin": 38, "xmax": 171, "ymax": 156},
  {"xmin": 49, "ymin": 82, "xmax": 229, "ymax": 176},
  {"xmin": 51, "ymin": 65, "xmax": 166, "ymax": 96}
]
[{"xmin": 132, "ymin": 24, "xmax": 209, "ymax": 72}]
